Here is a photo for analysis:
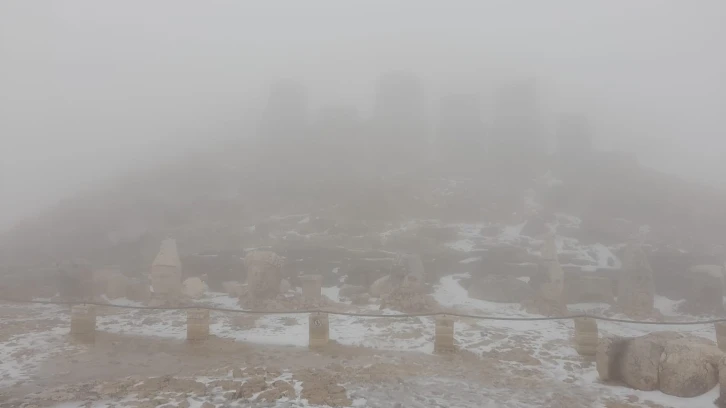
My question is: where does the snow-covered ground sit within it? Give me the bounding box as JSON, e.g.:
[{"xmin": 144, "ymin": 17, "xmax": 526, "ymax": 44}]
[
  {"xmin": 2, "ymin": 271, "xmax": 721, "ymax": 408},
  {"xmin": 0, "ymin": 216, "xmax": 716, "ymax": 407}
]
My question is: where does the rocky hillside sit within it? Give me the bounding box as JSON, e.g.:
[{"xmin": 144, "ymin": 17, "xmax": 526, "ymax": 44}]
[{"xmin": 1, "ymin": 141, "xmax": 724, "ymax": 288}]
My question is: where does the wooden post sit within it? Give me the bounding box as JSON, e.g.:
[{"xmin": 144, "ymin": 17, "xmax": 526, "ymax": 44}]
[
  {"xmin": 301, "ymin": 275, "xmax": 323, "ymax": 301},
  {"xmin": 70, "ymin": 304, "xmax": 96, "ymax": 343},
  {"xmin": 187, "ymin": 308, "xmax": 210, "ymax": 342},
  {"xmin": 574, "ymin": 317, "xmax": 598, "ymax": 358},
  {"xmin": 309, "ymin": 312, "xmax": 329, "ymax": 349},
  {"xmin": 434, "ymin": 315, "xmax": 455, "ymax": 353}
]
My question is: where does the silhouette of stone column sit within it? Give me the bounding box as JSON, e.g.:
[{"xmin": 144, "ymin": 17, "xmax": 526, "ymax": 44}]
[
  {"xmin": 434, "ymin": 315, "xmax": 455, "ymax": 353},
  {"xmin": 617, "ymin": 242, "xmax": 655, "ymax": 318}
]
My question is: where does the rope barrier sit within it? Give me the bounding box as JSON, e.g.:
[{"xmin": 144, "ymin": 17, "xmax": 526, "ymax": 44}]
[{"xmin": 3, "ymin": 297, "xmax": 724, "ymax": 326}]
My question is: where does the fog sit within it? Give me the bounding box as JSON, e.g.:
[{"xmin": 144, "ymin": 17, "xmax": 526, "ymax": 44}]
[{"xmin": 2, "ymin": 0, "xmax": 725, "ymax": 230}]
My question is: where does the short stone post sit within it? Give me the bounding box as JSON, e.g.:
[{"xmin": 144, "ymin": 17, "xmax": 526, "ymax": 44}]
[
  {"xmin": 301, "ymin": 275, "xmax": 323, "ymax": 301},
  {"xmin": 574, "ymin": 317, "xmax": 598, "ymax": 358},
  {"xmin": 70, "ymin": 304, "xmax": 96, "ymax": 343},
  {"xmin": 718, "ymin": 356, "xmax": 726, "ymax": 406},
  {"xmin": 309, "ymin": 312, "xmax": 329, "ymax": 349},
  {"xmin": 434, "ymin": 315, "xmax": 455, "ymax": 353},
  {"xmin": 716, "ymin": 322, "xmax": 726, "ymax": 352},
  {"xmin": 187, "ymin": 308, "xmax": 210, "ymax": 342}
]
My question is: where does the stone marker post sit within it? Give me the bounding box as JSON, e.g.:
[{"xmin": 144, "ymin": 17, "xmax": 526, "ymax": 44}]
[
  {"xmin": 574, "ymin": 317, "xmax": 598, "ymax": 358},
  {"xmin": 301, "ymin": 275, "xmax": 323, "ymax": 301},
  {"xmin": 718, "ymin": 357, "xmax": 726, "ymax": 406},
  {"xmin": 716, "ymin": 322, "xmax": 726, "ymax": 352},
  {"xmin": 434, "ymin": 315, "xmax": 455, "ymax": 353},
  {"xmin": 309, "ymin": 312, "xmax": 329, "ymax": 349},
  {"xmin": 70, "ymin": 304, "xmax": 96, "ymax": 343},
  {"xmin": 187, "ymin": 308, "xmax": 210, "ymax": 342}
]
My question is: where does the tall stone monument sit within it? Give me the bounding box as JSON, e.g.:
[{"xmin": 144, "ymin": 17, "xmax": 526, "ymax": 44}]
[
  {"xmin": 617, "ymin": 242, "xmax": 655, "ymax": 318},
  {"xmin": 244, "ymin": 250, "xmax": 284, "ymax": 300},
  {"xmin": 524, "ymin": 235, "xmax": 566, "ymax": 316},
  {"xmin": 150, "ymin": 238, "xmax": 182, "ymax": 305}
]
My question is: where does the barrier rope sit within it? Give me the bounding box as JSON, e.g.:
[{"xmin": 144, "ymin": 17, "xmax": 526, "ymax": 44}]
[{"xmin": 2, "ymin": 297, "xmax": 724, "ymax": 326}]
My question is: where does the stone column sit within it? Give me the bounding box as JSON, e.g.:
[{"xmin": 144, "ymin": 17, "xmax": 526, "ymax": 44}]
[
  {"xmin": 70, "ymin": 304, "xmax": 96, "ymax": 343},
  {"xmin": 716, "ymin": 322, "xmax": 726, "ymax": 352},
  {"xmin": 309, "ymin": 312, "xmax": 329, "ymax": 349},
  {"xmin": 187, "ymin": 308, "xmax": 210, "ymax": 342},
  {"xmin": 434, "ymin": 315, "xmax": 455, "ymax": 353},
  {"xmin": 301, "ymin": 275, "xmax": 323, "ymax": 301},
  {"xmin": 574, "ymin": 317, "xmax": 598, "ymax": 358},
  {"xmin": 718, "ymin": 356, "xmax": 726, "ymax": 407}
]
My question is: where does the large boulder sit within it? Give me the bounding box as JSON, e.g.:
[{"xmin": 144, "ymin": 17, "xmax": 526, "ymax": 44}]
[
  {"xmin": 182, "ymin": 277, "xmax": 208, "ymax": 299},
  {"xmin": 468, "ymin": 275, "xmax": 533, "ymax": 303},
  {"xmin": 596, "ymin": 332, "xmax": 721, "ymax": 398},
  {"xmin": 659, "ymin": 336, "xmax": 720, "ymax": 397}
]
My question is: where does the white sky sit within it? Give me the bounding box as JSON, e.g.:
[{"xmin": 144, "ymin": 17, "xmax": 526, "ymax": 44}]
[{"xmin": 1, "ymin": 1, "xmax": 725, "ymax": 228}]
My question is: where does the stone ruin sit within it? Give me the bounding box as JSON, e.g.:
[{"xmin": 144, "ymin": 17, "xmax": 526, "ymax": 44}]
[
  {"xmin": 616, "ymin": 242, "xmax": 655, "ymax": 318},
  {"xmin": 676, "ymin": 264, "xmax": 725, "ymax": 316},
  {"xmin": 57, "ymin": 258, "xmax": 94, "ymax": 302},
  {"xmin": 523, "ymin": 235, "xmax": 567, "ymax": 316},
  {"xmin": 150, "ymin": 238, "xmax": 183, "ymax": 305},
  {"xmin": 236, "ymin": 251, "xmax": 333, "ymax": 310},
  {"xmin": 597, "ymin": 332, "xmax": 722, "ymax": 398},
  {"xmin": 244, "ymin": 250, "xmax": 284, "ymax": 300},
  {"xmin": 376, "ymin": 253, "xmax": 437, "ymax": 313},
  {"xmin": 381, "ymin": 255, "xmax": 438, "ymax": 313}
]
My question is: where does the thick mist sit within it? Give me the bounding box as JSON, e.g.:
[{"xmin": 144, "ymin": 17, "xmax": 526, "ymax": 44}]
[{"xmin": 2, "ymin": 0, "xmax": 725, "ymax": 229}]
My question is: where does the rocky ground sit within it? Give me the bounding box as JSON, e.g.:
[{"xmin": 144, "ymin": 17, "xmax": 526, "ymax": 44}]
[{"xmin": 1, "ymin": 271, "xmax": 722, "ymax": 408}]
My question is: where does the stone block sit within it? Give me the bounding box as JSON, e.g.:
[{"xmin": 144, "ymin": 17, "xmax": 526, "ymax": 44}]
[
  {"xmin": 187, "ymin": 308, "xmax": 210, "ymax": 342},
  {"xmin": 574, "ymin": 317, "xmax": 598, "ymax": 357},
  {"xmin": 309, "ymin": 312, "xmax": 329, "ymax": 349},
  {"xmin": 434, "ymin": 315, "xmax": 455, "ymax": 353}
]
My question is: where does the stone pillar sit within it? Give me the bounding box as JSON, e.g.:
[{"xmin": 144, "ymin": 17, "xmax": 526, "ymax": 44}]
[
  {"xmin": 718, "ymin": 357, "xmax": 726, "ymax": 407},
  {"xmin": 617, "ymin": 243, "xmax": 655, "ymax": 318},
  {"xmin": 187, "ymin": 308, "xmax": 210, "ymax": 342},
  {"xmin": 716, "ymin": 322, "xmax": 726, "ymax": 352},
  {"xmin": 309, "ymin": 312, "xmax": 329, "ymax": 349},
  {"xmin": 574, "ymin": 317, "xmax": 598, "ymax": 358},
  {"xmin": 301, "ymin": 275, "xmax": 323, "ymax": 301},
  {"xmin": 434, "ymin": 315, "xmax": 455, "ymax": 353},
  {"xmin": 70, "ymin": 304, "xmax": 96, "ymax": 343}
]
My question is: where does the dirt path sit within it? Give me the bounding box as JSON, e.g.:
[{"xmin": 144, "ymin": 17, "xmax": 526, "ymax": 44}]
[{"xmin": 2, "ymin": 330, "xmax": 613, "ymax": 408}]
